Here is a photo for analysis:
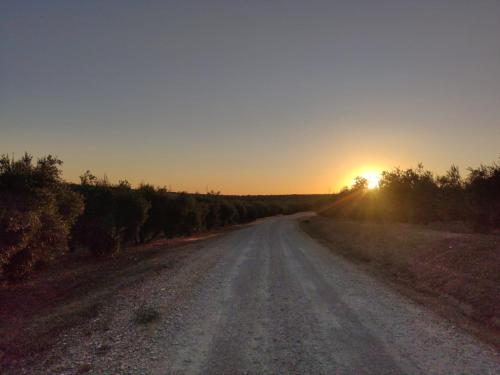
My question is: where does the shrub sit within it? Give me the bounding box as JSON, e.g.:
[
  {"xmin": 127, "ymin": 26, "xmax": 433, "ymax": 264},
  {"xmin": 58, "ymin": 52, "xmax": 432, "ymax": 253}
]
[
  {"xmin": 0, "ymin": 154, "xmax": 84, "ymax": 278},
  {"xmin": 233, "ymin": 201, "xmax": 249, "ymax": 223},
  {"xmin": 177, "ymin": 193, "xmax": 205, "ymax": 235},
  {"xmin": 71, "ymin": 179, "xmax": 150, "ymax": 255},
  {"xmin": 436, "ymin": 165, "xmax": 466, "ymax": 221},
  {"xmin": 204, "ymin": 197, "xmax": 221, "ymax": 230},
  {"xmin": 219, "ymin": 199, "xmax": 239, "ymax": 226},
  {"xmin": 138, "ymin": 185, "xmax": 170, "ymax": 243},
  {"xmin": 319, "ymin": 162, "xmax": 500, "ymax": 233},
  {"xmin": 466, "ymin": 163, "xmax": 500, "ymax": 232}
]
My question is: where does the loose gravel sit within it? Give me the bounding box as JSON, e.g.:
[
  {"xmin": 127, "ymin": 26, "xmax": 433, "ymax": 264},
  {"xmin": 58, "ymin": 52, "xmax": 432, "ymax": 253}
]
[{"xmin": 7, "ymin": 214, "xmax": 500, "ymax": 374}]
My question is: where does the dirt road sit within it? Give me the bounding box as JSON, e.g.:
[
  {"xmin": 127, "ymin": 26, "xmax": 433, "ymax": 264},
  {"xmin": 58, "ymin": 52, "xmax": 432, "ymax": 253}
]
[{"xmin": 14, "ymin": 214, "xmax": 500, "ymax": 374}]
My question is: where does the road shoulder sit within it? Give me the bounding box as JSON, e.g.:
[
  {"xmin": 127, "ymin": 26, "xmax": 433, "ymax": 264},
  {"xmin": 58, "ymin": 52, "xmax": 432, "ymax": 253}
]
[
  {"xmin": 299, "ymin": 215, "xmax": 500, "ymax": 352},
  {"xmin": 0, "ymin": 228, "xmax": 238, "ymax": 374}
]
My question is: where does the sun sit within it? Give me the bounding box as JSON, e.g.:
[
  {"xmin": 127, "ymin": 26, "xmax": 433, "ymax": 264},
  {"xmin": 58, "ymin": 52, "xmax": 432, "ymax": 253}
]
[
  {"xmin": 359, "ymin": 171, "xmax": 380, "ymax": 189},
  {"xmin": 345, "ymin": 167, "xmax": 383, "ymax": 191}
]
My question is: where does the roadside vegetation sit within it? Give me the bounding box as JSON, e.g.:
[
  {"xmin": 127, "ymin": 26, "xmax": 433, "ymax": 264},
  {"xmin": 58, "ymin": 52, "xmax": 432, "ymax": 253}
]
[
  {"xmin": 0, "ymin": 153, "xmax": 325, "ymax": 370},
  {"xmin": 0, "ymin": 153, "xmax": 325, "ymax": 280},
  {"xmin": 304, "ymin": 161, "xmax": 500, "ymax": 347},
  {"xmin": 320, "ymin": 162, "xmax": 500, "ymax": 232},
  {"xmin": 0, "ymin": 154, "xmax": 84, "ymax": 279}
]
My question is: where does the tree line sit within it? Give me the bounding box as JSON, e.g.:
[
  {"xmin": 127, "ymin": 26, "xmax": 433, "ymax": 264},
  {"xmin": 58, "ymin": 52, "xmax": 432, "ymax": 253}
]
[
  {"xmin": 0, "ymin": 154, "xmax": 322, "ymax": 279},
  {"xmin": 319, "ymin": 162, "xmax": 500, "ymax": 232}
]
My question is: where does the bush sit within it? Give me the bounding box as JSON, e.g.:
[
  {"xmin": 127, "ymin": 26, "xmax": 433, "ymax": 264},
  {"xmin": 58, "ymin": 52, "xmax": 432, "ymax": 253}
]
[
  {"xmin": 137, "ymin": 185, "xmax": 170, "ymax": 243},
  {"xmin": 219, "ymin": 199, "xmax": 239, "ymax": 226},
  {"xmin": 466, "ymin": 163, "xmax": 500, "ymax": 232},
  {"xmin": 1, "ymin": 153, "xmax": 320, "ymax": 276},
  {"xmin": 436, "ymin": 165, "xmax": 466, "ymax": 221},
  {"xmin": 0, "ymin": 154, "xmax": 84, "ymax": 278},
  {"xmin": 377, "ymin": 164, "xmax": 439, "ymax": 223},
  {"xmin": 71, "ymin": 180, "xmax": 149, "ymax": 255},
  {"xmin": 203, "ymin": 196, "xmax": 221, "ymax": 230},
  {"xmin": 319, "ymin": 162, "xmax": 500, "ymax": 233}
]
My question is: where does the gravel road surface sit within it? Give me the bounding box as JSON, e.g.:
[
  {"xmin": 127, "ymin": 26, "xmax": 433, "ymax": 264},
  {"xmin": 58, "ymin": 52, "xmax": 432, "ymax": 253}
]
[{"xmin": 15, "ymin": 214, "xmax": 500, "ymax": 374}]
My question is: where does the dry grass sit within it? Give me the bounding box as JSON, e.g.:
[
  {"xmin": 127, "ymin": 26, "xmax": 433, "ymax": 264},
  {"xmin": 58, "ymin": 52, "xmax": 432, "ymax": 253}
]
[{"xmin": 301, "ymin": 216, "xmax": 500, "ymax": 349}]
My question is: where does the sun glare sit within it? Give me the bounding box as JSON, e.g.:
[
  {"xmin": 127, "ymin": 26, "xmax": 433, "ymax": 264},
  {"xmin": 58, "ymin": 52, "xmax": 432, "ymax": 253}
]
[
  {"xmin": 357, "ymin": 171, "xmax": 380, "ymax": 189},
  {"xmin": 351, "ymin": 170, "xmax": 380, "ymax": 189}
]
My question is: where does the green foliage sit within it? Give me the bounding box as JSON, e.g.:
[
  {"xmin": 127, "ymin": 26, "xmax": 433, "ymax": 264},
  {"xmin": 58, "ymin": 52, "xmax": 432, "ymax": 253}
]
[
  {"xmin": 378, "ymin": 164, "xmax": 439, "ymax": 223},
  {"xmin": 158, "ymin": 192, "xmax": 204, "ymax": 238},
  {"xmin": 436, "ymin": 165, "xmax": 466, "ymax": 221},
  {"xmin": 137, "ymin": 185, "xmax": 170, "ymax": 243},
  {"xmin": 71, "ymin": 179, "xmax": 150, "ymax": 255},
  {"xmin": 0, "ymin": 154, "xmax": 325, "ymax": 277},
  {"xmin": 466, "ymin": 163, "xmax": 500, "ymax": 232},
  {"xmin": 219, "ymin": 199, "xmax": 239, "ymax": 226},
  {"xmin": 4, "ymin": 151, "xmax": 496, "ymax": 281},
  {"xmin": 0, "ymin": 154, "xmax": 84, "ymax": 278},
  {"xmin": 72, "ymin": 181, "xmax": 311, "ymax": 254},
  {"xmin": 320, "ymin": 162, "xmax": 500, "ymax": 232}
]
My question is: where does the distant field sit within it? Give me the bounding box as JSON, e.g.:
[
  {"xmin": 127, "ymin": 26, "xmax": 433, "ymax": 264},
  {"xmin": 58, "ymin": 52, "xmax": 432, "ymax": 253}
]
[{"xmin": 301, "ymin": 216, "xmax": 500, "ymax": 349}]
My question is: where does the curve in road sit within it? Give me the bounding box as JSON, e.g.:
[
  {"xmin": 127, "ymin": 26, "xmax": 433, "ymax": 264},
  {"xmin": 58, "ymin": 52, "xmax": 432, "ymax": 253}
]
[{"xmin": 155, "ymin": 214, "xmax": 499, "ymax": 374}]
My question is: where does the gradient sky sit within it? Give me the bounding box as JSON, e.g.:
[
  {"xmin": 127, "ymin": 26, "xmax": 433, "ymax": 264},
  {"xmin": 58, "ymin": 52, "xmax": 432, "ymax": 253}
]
[{"xmin": 1, "ymin": 1, "xmax": 499, "ymax": 194}]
